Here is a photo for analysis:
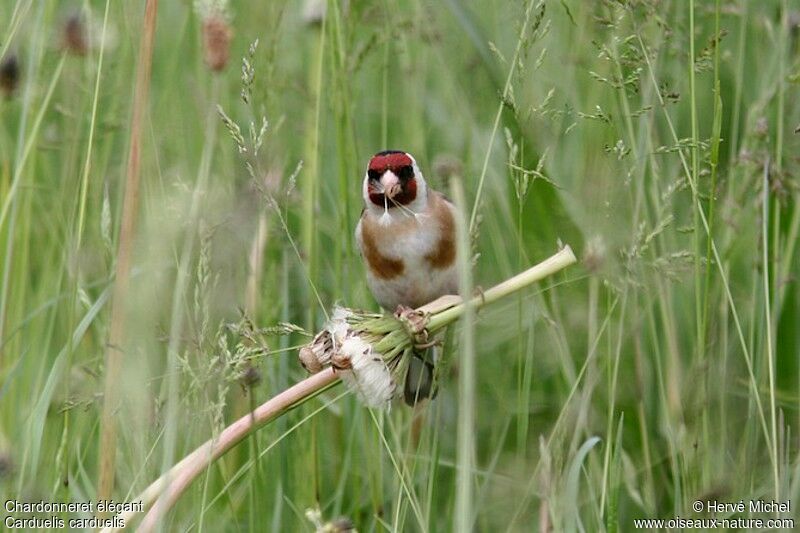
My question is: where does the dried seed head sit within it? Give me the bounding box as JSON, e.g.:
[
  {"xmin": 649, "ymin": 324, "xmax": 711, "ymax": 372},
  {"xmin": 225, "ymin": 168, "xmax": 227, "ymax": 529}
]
[
  {"xmin": 299, "ymin": 330, "xmax": 333, "ymax": 373},
  {"xmin": 306, "ymin": 507, "xmax": 357, "ymax": 533},
  {"xmin": 432, "ymin": 153, "xmax": 463, "ymax": 182},
  {"xmin": 327, "ymin": 518, "xmax": 356, "ymax": 532},
  {"xmin": 583, "ymin": 235, "xmax": 607, "ymax": 274},
  {"xmin": 328, "ymin": 307, "xmax": 353, "ymax": 340},
  {"xmin": 330, "ymin": 348, "xmax": 352, "ymax": 370},
  {"xmin": 302, "ymin": 0, "xmax": 327, "ymax": 26},
  {"xmin": 63, "ymin": 13, "xmax": 89, "ymax": 56},
  {"xmin": 298, "ymin": 306, "xmax": 405, "ymax": 408},
  {"xmin": 0, "ymin": 54, "xmax": 21, "ymax": 97},
  {"xmin": 0, "ymin": 453, "xmax": 12, "ymax": 479},
  {"xmin": 298, "ymin": 307, "xmax": 352, "ymax": 373},
  {"xmin": 239, "ymin": 365, "xmax": 262, "ymax": 389},
  {"xmin": 789, "ymin": 11, "xmax": 800, "ymax": 36},
  {"xmin": 299, "ymin": 345, "xmax": 323, "ymax": 373},
  {"xmin": 202, "ymin": 15, "xmax": 233, "ymax": 72},
  {"xmin": 754, "ymin": 116, "xmax": 768, "ymax": 138}
]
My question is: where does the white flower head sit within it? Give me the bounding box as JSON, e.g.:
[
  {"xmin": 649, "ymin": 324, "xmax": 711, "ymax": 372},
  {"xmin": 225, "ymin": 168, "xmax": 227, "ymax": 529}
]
[
  {"xmin": 299, "ymin": 307, "xmax": 353, "ymax": 373},
  {"xmin": 337, "ymin": 336, "xmax": 396, "ymax": 408},
  {"xmin": 298, "ymin": 306, "xmax": 402, "ymax": 408},
  {"xmin": 329, "ymin": 306, "xmax": 352, "ymax": 344}
]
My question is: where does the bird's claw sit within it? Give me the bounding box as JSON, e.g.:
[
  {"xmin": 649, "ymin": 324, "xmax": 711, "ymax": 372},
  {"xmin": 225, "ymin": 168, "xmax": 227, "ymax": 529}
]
[
  {"xmin": 473, "ymin": 285, "xmax": 486, "ymax": 305},
  {"xmin": 394, "ymin": 305, "xmax": 430, "ymax": 347}
]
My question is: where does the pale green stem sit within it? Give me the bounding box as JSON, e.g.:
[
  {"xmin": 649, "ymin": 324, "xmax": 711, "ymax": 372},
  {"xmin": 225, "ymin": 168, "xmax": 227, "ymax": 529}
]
[
  {"xmin": 689, "ymin": 0, "xmax": 704, "ymax": 365},
  {"xmin": 452, "ymin": 181, "xmax": 476, "ymax": 533},
  {"xmin": 427, "ymin": 246, "xmax": 577, "ymax": 332},
  {"xmin": 762, "ymin": 160, "xmax": 780, "ymax": 503}
]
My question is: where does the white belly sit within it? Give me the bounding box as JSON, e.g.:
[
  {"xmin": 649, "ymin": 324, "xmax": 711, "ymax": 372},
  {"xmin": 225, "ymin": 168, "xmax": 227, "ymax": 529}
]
[
  {"xmin": 367, "ymin": 257, "xmax": 458, "ymax": 310},
  {"xmin": 363, "ymin": 223, "xmax": 457, "ymax": 309}
]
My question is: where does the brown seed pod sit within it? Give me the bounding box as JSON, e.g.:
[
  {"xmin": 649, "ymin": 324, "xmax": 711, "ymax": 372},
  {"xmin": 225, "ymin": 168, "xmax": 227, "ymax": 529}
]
[
  {"xmin": 299, "ymin": 329, "xmax": 334, "ymax": 373},
  {"xmin": 0, "ymin": 452, "xmax": 13, "ymax": 480},
  {"xmin": 0, "ymin": 54, "xmax": 20, "ymax": 97},
  {"xmin": 239, "ymin": 365, "xmax": 262, "ymax": 389},
  {"xmin": 299, "ymin": 346, "xmax": 323, "ymax": 374},
  {"xmin": 202, "ymin": 15, "xmax": 232, "ymax": 72},
  {"xmin": 63, "ymin": 13, "xmax": 89, "ymax": 56},
  {"xmin": 330, "ymin": 350, "xmax": 352, "ymax": 371}
]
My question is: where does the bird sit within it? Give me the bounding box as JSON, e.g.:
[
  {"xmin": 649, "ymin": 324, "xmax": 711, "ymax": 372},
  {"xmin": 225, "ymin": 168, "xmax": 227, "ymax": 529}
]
[{"xmin": 355, "ymin": 150, "xmax": 458, "ymax": 405}]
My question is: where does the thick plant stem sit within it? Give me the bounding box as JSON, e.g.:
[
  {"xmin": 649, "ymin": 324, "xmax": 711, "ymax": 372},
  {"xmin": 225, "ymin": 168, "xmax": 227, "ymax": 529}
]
[
  {"xmin": 427, "ymin": 246, "xmax": 576, "ymax": 331},
  {"xmin": 97, "ymin": 0, "xmax": 159, "ymax": 503},
  {"xmin": 107, "ymin": 369, "xmax": 339, "ymax": 533}
]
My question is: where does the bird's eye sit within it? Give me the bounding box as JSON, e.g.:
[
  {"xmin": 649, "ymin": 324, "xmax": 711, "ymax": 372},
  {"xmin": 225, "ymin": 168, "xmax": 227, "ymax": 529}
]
[
  {"xmin": 367, "ymin": 169, "xmax": 381, "ymax": 181},
  {"xmin": 398, "ymin": 165, "xmax": 414, "ymax": 180}
]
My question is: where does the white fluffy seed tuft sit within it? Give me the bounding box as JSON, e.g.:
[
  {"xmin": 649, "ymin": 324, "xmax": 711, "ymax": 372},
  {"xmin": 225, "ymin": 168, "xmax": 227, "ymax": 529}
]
[
  {"xmin": 336, "ymin": 336, "xmax": 396, "ymax": 408},
  {"xmin": 329, "ymin": 306, "xmax": 352, "ymax": 343}
]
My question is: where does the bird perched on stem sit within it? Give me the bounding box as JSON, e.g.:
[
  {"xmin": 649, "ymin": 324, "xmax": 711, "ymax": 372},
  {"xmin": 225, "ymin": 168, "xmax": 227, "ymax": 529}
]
[{"xmin": 355, "ymin": 150, "xmax": 458, "ymax": 405}]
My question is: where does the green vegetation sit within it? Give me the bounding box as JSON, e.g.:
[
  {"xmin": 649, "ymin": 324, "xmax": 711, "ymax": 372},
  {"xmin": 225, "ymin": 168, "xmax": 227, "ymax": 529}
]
[{"xmin": 1, "ymin": 0, "xmax": 798, "ymax": 530}]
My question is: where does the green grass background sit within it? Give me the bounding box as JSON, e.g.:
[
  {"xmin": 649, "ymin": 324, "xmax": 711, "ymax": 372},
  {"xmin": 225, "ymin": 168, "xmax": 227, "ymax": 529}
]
[{"xmin": 1, "ymin": 0, "xmax": 799, "ymax": 530}]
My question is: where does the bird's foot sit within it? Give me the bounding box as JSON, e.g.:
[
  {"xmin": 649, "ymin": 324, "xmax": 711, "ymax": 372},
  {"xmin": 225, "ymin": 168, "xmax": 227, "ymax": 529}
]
[
  {"xmin": 473, "ymin": 285, "xmax": 486, "ymax": 305},
  {"xmin": 393, "ymin": 304, "xmax": 430, "ymax": 347}
]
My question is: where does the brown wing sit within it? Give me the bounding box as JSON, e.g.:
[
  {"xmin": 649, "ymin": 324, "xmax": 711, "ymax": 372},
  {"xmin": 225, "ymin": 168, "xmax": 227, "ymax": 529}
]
[{"xmin": 424, "ymin": 192, "xmax": 457, "ymax": 271}]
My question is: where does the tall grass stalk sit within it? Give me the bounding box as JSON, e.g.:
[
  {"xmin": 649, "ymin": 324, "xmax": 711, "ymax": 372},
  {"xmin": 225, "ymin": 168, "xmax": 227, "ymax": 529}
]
[
  {"xmin": 59, "ymin": 0, "xmax": 111, "ymax": 499},
  {"xmin": 762, "ymin": 159, "xmax": 780, "ymax": 502},
  {"xmin": 97, "ymin": 0, "xmax": 159, "ymax": 502},
  {"xmin": 699, "ymin": 0, "xmax": 723, "ymax": 490},
  {"xmin": 329, "ymin": 0, "xmax": 359, "ymax": 295},
  {"xmin": 688, "ymin": 0, "xmax": 703, "ymax": 367},
  {"xmin": 451, "ymin": 181, "xmax": 475, "ymax": 533},
  {"xmin": 636, "ymin": 31, "xmax": 776, "ymax": 462},
  {"xmin": 599, "ymin": 290, "xmax": 627, "ymax": 517},
  {"xmin": 0, "ymin": 53, "xmax": 65, "ymax": 342},
  {"xmin": 155, "ymin": 78, "xmax": 222, "ymax": 531},
  {"xmin": 302, "ymin": 9, "xmax": 325, "ymax": 329},
  {"xmin": 467, "ymin": 0, "xmax": 539, "ymax": 234},
  {"xmin": 0, "ymin": 0, "xmax": 31, "ymax": 63},
  {"xmin": 6, "ymin": 2, "xmax": 65, "ymax": 485}
]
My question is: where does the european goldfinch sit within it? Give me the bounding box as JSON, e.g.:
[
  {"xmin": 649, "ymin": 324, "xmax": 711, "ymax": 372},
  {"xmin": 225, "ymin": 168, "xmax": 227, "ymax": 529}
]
[{"xmin": 355, "ymin": 150, "xmax": 458, "ymax": 404}]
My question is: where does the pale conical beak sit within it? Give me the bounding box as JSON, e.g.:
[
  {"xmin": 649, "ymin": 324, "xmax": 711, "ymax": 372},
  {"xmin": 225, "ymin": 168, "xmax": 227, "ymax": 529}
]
[{"xmin": 380, "ymin": 170, "xmax": 402, "ymax": 199}]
